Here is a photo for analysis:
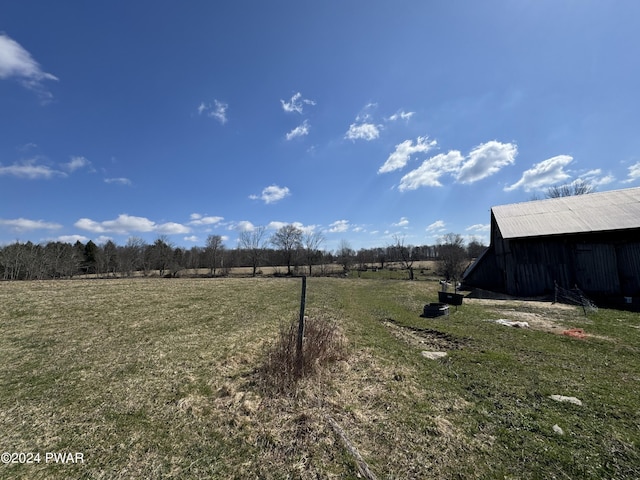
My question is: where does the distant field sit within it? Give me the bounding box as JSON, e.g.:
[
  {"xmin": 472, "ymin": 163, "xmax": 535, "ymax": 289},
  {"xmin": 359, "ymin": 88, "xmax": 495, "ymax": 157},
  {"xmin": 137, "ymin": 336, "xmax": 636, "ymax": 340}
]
[{"xmin": 1, "ymin": 277, "xmax": 639, "ymax": 479}]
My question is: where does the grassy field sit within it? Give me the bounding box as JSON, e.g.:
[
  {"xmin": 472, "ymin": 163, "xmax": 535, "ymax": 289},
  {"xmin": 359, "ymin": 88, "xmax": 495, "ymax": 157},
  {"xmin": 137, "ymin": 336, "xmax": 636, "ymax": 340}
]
[{"xmin": 1, "ymin": 277, "xmax": 639, "ymax": 479}]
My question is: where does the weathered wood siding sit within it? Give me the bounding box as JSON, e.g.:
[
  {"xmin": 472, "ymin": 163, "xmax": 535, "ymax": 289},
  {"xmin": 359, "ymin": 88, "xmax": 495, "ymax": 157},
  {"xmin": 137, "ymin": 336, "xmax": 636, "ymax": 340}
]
[{"xmin": 463, "ymin": 214, "xmax": 640, "ymax": 298}]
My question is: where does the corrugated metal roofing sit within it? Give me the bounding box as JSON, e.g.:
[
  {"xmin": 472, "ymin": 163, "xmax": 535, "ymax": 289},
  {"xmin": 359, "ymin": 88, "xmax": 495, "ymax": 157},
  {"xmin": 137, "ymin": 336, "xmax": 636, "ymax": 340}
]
[{"xmin": 492, "ymin": 187, "xmax": 640, "ymax": 239}]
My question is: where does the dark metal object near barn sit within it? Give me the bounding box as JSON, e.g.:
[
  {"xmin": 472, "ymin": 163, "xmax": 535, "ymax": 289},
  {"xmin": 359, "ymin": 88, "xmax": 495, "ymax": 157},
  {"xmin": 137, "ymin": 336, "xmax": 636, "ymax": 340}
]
[
  {"xmin": 462, "ymin": 187, "xmax": 640, "ymax": 309},
  {"xmin": 422, "ymin": 303, "xmax": 449, "ymax": 318},
  {"xmin": 438, "ymin": 291, "xmax": 464, "ymax": 306}
]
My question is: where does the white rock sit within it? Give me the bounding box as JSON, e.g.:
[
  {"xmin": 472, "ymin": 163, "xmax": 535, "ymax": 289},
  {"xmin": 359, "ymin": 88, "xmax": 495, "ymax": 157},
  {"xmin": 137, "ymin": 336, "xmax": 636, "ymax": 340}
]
[
  {"xmin": 552, "ymin": 424, "xmax": 564, "ymax": 435},
  {"xmin": 549, "ymin": 395, "xmax": 583, "ymax": 406},
  {"xmin": 421, "ymin": 351, "xmax": 447, "ymax": 360}
]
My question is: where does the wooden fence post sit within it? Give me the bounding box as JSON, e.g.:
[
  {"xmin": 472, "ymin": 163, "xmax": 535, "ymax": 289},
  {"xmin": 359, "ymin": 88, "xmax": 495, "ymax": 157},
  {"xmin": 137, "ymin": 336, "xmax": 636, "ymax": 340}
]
[{"xmin": 296, "ymin": 275, "xmax": 307, "ymax": 376}]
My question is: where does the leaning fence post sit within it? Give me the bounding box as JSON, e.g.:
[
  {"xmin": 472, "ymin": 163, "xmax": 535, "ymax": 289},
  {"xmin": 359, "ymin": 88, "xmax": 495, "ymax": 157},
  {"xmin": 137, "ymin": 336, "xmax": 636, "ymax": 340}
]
[{"xmin": 296, "ymin": 275, "xmax": 307, "ymax": 376}]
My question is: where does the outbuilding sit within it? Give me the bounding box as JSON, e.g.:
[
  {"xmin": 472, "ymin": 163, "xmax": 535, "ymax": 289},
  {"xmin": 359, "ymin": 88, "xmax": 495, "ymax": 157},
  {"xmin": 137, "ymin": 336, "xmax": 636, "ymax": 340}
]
[{"xmin": 462, "ymin": 187, "xmax": 640, "ymax": 307}]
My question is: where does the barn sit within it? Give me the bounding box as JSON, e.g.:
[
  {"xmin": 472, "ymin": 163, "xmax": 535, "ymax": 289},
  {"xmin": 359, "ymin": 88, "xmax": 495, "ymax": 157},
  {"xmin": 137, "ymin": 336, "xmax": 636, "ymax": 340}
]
[{"xmin": 462, "ymin": 187, "xmax": 640, "ymax": 307}]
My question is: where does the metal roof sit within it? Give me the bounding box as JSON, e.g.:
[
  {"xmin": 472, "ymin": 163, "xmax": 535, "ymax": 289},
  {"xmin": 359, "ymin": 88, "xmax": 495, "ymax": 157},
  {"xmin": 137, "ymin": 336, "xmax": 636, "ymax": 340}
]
[{"xmin": 492, "ymin": 187, "xmax": 640, "ymax": 239}]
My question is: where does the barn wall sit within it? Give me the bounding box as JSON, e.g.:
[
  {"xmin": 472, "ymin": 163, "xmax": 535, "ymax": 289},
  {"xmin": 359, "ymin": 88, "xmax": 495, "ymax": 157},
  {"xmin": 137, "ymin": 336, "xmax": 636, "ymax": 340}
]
[
  {"xmin": 462, "ymin": 248, "xmax": 504, "ymax": 291},
  {"xmin": 494, "ymin": 232, "xmax": 640, "ymax": 297},
  {"xmin": 616, "ymin": 243, "xmax": 640, "ymax": 296}
]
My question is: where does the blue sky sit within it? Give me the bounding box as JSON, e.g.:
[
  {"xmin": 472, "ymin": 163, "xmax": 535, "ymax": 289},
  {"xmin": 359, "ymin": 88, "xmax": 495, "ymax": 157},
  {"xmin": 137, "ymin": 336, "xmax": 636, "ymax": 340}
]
[{"xmin": 2, "ymin": 1, "xmax": 640, "ymax": 251}]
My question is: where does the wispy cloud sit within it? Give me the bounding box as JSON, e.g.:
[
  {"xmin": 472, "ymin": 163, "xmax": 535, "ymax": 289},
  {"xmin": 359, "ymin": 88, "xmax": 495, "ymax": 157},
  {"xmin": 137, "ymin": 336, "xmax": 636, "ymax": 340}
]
[
  {"xmin": 189, "ymin": 213, "xmax": 224, "ymax": 226},
  {"xmin": 505, "ymin": 155, "xmax": 573, "ymax": 192},
  {"xmin": 75, "ymin": 214, "xmax": 190, "ymax": 235},
  {"xmin": 0, "ymin": 160, "xmax": 65, "ymax": 179},
  {"xmin": 387, "ymin": 110, "xmax": 415, "ymax": 122},
  {"xmin": 392, "ymin": 217, "xmax": 409, "ymax": 227},
  {"xmin": 623, "ymin": 161, "xmax": 640, "ymax": 183},
  {"xmin": 0, "ymin": 217, "xmax": 62, "ymax": 231},
  {"xmin": 280, "ymin": 92, "xmax": 315, "ymax": 114},
  {"xmin": 104, "ymin": 177, "xmax": 132, "ymax": 186},
  {"xmin": 197, "ymin": 99, "xmax": 228, "ymax": 124},
  {"xmin": 466, "ymin": 223, "xmax": 490, "ymax": 232},
  {"xmin": 0, "ymin": 33, "xmax": 58, "ymax": 101},
  {"xmin": 378, "ymin": 136, "xmax": 437, "ymax": 173},
  {"xmin": 62, "ymin": 156, "xmax": 91, "ymax": 172},
  {"xmin": 426, "ymin": 220, "xmax": 446, "ymax": 233},
  {"xmin": 345, "ymin": 122, "xmax": 380, "ymax": 141},
  {"xmin": 328, "ymin": 220, "xmax": 350, "ymax": 233},
  {"xmin": 249, "ymin": 184, "xmax": 291, "ymax": 204},
  {"xmin": 286, "ymin": 120, "xmax": 310, "ymax": 140},
  {"xmin": 578, "ymin": 169, "xmax": 614, "ymax": 187}
]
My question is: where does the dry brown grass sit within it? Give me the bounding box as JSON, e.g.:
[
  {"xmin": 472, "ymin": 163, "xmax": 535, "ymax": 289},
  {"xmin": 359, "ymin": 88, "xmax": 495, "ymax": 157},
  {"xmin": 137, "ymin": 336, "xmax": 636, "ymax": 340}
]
[
  {"xmin": 2, "ymin": 277, "xmax": 638, "ymax": 479},
  {"xmin": 258, "ymin": 315, "xmax": 348, "ymax": 395}
]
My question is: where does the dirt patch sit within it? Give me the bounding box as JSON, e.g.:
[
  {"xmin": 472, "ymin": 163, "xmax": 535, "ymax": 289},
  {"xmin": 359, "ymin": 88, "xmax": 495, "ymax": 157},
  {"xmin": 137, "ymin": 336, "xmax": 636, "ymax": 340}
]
[
  {"xmin": 382, "ymin": 318, "xmax": 465, "ymax": 351},
  {"xmin": 465, "ymin": 298, "xmax": 588, "ymax": 335}
]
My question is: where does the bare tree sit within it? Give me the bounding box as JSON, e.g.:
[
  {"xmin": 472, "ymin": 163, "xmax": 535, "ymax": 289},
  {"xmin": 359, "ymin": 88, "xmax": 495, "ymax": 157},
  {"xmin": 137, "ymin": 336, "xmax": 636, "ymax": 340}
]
[
  {"xmin": 271, "ymin": 224, "xmax": 303, "ymax": 275},
  {"xmin": 239, "ymin": 226, "xmax": 267, "ymax": 277},
  {"xmin": 303, "ymin": 230, "xmax": 325, "ymax": 275},
  {"xmin": 336, "ymin": 239, "xmax": 354, "ymax": 273},
  {"xmin": 205, "ymin": 234, "xmax": 224, "ymax": 276},
  {"xmin": 466, "ymin": 236, "xmax": 487, "ymax": 259},
  {"xmin": 393, "ymin": 234, "xmax": 416, "ymax": 280},
  {"xmin": 437, "ymin": 233, "xmax": 467, "ymax": 281},
  {"xmin": 546, "ymin": 179, "xmax": 595, "ymax": 198}
]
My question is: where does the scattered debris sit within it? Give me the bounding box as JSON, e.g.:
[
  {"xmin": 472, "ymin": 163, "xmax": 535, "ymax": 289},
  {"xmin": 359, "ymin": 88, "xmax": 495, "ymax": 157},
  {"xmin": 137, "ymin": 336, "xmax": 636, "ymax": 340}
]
[
  {"xmin": 549, "ymin": 395, "xmax": 583, "ymax": 406},
  {"xmin": 562, "ymin": 328, "xmax": 587, "ymax": 339},
  {"xmin": 421, "ymin": 351, "xmax": 448, "ymax": 360},
  {"xmin": 552, "ymin": 424, "xmax": 564, "ymax": 435},
  {"xmin": 495, "ymin": 319, "xmax": 529, "ymax": 328},
  {"xmin": 327, "ymin": 416, "xmax": 377, "ymax": 480}
]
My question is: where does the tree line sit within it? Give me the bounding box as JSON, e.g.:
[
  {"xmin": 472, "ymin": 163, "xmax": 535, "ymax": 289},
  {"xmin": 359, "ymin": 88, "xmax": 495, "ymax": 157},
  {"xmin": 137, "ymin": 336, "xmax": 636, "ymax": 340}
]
[{"xmin": 0, "ymin": 225, "xmax": 485, "ymax": 281}]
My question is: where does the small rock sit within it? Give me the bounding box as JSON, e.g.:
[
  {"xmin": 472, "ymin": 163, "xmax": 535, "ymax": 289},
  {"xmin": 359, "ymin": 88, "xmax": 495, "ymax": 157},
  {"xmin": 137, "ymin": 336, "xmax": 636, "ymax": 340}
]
[
  {"xmin": 421, "ymin": 351, "xmax": 447, "ymax": 360},
  {"xmin": 552, "ymin": 424, "xmax": 564, "ymax": 435},
  {"xmin": 549, "ymin": 394, "xmax": 583, "ymax": 406}
]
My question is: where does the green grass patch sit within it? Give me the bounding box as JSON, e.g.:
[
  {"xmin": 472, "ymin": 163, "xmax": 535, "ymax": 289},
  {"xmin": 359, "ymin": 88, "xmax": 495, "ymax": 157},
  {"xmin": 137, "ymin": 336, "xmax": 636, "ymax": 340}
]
[{"xmin": 1, "ymin": 278, "xmax": 639, "ymax": 478}]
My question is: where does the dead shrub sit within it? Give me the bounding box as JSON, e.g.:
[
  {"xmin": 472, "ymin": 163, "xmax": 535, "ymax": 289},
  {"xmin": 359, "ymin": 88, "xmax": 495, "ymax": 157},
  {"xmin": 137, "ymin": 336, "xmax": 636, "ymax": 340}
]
[{"xmin": 258, "ymin": 316, "xmax": 348, "ymax": 394}]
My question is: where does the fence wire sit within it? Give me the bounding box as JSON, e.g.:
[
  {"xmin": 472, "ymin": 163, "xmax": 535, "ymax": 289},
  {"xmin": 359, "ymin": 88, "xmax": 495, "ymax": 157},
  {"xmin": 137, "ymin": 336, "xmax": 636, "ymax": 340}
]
[{"xmin": 554, "ymin": 282, "xmax": 598, "ymax": 314}]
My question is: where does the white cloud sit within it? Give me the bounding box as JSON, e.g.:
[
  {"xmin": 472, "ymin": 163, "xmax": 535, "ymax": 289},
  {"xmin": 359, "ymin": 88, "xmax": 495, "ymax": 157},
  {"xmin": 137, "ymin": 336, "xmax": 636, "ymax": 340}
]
[
  {"xmin": 505, "ymin": 155, "xmax": 573, "ymax": 192},
  {"xmin": 398, "ymin": 151, "xmax": 465, "ymax": 191},
  {"xmin": 281, "ymin": 92, "xmax": 316, "ymax": 114},
  {"xmin": 378, "ymin": 136, "xmax": 437, "ymax": 173},
  {"xmin": 456, "ymin": 141, "xmax": 517, "ymax": 184},
  {"xmin": 156, "ymin": 222, "xmax": 191, "ymax": 235},
  {"xmin": 249, "ymin": 184, "xmax": 291, "ymax": 204},
  {"xmin": 0, "ymin": 160, "xmax": 65, "ymax": 179},
  {"xmin": 184, "ymin": 235, "xmax": 199, "ymax": 243},
  {"xmin": 286, "ymin": 120, "xmax": 310, "ymax": 140},
  {"xmin": 328, "ymin": 220, "xmax": 350, "ymax": 233},
  {"xmin": 63, "ymin": 156, "xmax": 91, "ymax": 172},
  {"xmin": 579, "ymin": 169, "xmax": 615, "ymax": 187},
  {"xmin": 104, "ymin": 177, "xmax": 132, "ymax": 186},
  {"xmin": 198, "ymin": 99, "xmax": 228, "ymax": 124},
  {"xmin": 345, "ymin": 123, "xmax": 380, "ymax": 141},
  {"xmin": 0, "ymin": 34, "xmax": 58, "ymax": 98},
  {"xmin": 74, "ymin": 214, "xmax": 190, "ymax": 235},
  {"xmin": 624, "ymin": 162, "xmax": 640, "ymax": 183},
  {"xmin": 266, "ymin": 221, "xmax": 317, "ymax": 234},
  {"xmin": 426, "ymin": 220, "xmax": 446, "ymax": 232},
  {"xmin": 189, "ymin": 214, "xmax": 224, "ymax": 226},
  {"xmin": 234, "ymin": 221, "xmax": 255, "ymax": 232},
  {"xmin": 56, "ymin": 235, "xmax": 90, "ymax": 244},
  {"xmin": 466, "ymin": 223, "xmax": 490, "ymax": 232},
  {"xmin": 0, "ymin": 217, "xmax": 62, "ymax": 231},
  {"xmin": 387, "ymin": 110, "xmax": 415, "ymax": 122},
  {"xmin": 392, "ymin": 217, "xmax": 409, "ymax": 227}
]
